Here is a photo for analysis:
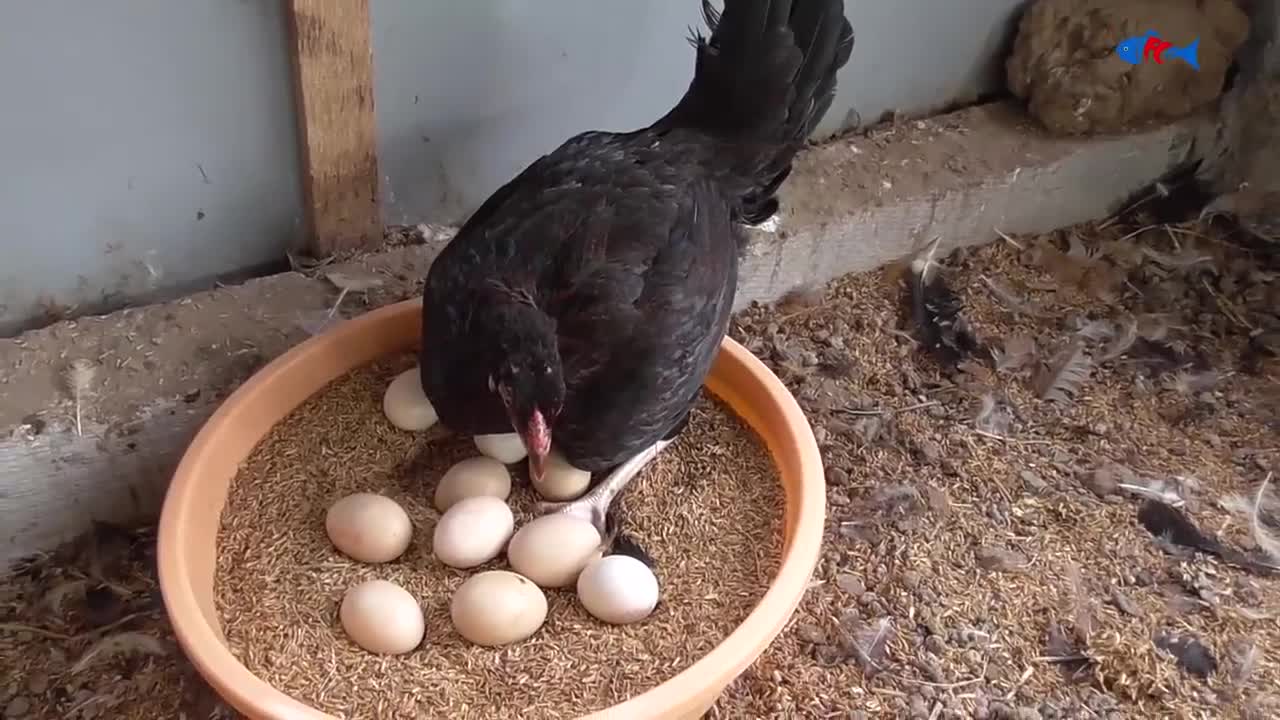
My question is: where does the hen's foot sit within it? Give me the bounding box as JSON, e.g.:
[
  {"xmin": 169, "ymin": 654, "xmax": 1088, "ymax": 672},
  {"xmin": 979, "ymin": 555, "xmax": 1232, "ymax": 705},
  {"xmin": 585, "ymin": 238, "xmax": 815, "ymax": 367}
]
[{"xmin": 536, "ymin": 438, "xmax": 673, "ymax": 535}]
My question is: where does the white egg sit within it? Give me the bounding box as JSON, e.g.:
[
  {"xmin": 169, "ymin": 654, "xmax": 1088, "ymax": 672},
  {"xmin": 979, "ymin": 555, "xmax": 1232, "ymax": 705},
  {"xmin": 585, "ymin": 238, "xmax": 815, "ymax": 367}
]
[
  {"xmin": 506, "ymin": 514, "xmax": 602, "ymax": 588},
  {"xmin": 434, "ymin": 456, "xmax": 512, "ymax": 512},
  {"xmin": 383, "ymin": 368, "xmax": 438, "ymax": 431},
  {"xmin": 325, "ymin": 493, "xmax": 413, "ymax": 563},
  {"xmin": 432, "ymin": 496, "xmax": 514, "ymax": 569},
  {"xmin": 339, "ymin": 579, "xmax": 425, "ymax": 654},
  {"xmin": 576, "ymin": 554, "xmax": 660, "ymax": 625},
  {"xmin": 474, "ymin": 432, "xmax": 528, "ymax": 464},
  {"xmin": 532, "ymin": 450, "xmax": 591, "ymax": 501},
  {"xmin": 450, "ymin": 570, "xmax": 548, "ymax": 647}
]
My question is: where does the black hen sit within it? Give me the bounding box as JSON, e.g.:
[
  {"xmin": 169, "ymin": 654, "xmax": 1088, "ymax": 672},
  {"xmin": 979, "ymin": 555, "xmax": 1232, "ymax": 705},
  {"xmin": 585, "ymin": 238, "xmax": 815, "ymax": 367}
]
[{"xmin": 421, "ymin": 0, "xmax": 855, "ymax": 527}]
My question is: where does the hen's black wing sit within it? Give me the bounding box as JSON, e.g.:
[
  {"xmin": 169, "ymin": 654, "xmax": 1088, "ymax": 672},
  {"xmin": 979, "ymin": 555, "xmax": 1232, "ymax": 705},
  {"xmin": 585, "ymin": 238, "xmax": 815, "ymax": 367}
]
[{"xmin": 421, "ymin": 131, "xmax": 738, "ymax": 470}]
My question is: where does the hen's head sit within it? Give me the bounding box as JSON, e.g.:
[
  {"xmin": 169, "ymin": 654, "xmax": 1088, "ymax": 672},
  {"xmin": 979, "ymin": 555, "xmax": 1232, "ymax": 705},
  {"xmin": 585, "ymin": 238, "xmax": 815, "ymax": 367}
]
[{"xmin": 489, "ymin": 310, "xmax": 565, "ymax": 483}]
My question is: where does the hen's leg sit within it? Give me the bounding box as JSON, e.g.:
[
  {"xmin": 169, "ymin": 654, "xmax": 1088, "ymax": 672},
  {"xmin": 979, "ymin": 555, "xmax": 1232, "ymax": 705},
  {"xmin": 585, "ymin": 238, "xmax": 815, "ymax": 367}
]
[
  {"xmin": 536, "ymin": 438, "xmax": 674, "ymax": 535},
  {"xmin": 538, "ymin": 410, "xmax": 691, "ymax": 534}
]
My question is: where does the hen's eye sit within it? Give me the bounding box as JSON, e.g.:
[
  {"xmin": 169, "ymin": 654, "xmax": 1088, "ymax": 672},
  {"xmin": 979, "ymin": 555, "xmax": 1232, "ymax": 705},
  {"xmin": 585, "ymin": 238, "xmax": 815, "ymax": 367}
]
[{"xmin": 542, "ymin": 364, "xmax": 552, "ymax": 375}]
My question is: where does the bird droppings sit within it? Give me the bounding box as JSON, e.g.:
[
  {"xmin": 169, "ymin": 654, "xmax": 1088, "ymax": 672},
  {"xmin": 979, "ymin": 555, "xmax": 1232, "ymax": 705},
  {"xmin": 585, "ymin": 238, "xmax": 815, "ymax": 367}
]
[
  {"xmin": 1, "ymin": 208, "xmax": 1278, "ymax": 718},
  {"xmin": 211, "ymin": 356, "xmax": 784, "ymax": 719}
]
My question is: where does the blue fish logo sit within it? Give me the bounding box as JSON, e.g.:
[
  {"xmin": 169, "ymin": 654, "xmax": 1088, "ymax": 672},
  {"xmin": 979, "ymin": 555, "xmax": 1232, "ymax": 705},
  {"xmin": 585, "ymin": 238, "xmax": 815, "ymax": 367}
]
[{"xmin": 1115, "ymin": 30, "xmax": 1200, "ymax": 70}]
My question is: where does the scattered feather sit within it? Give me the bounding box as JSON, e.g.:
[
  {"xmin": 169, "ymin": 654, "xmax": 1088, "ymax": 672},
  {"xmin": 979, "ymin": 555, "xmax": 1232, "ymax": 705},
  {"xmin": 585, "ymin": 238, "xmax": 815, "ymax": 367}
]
[
  {"xmin": 1117, "ymin": 476, "xmax": 1188, "ymax": 507},
  {"xmin": 416, "ymin": 223, "xmax": 458, "ymax": 244},
  {"xmin": 1231, "ymin": 640, "xmax": 1262, "ymax": 686},
  {"xmin": 956, "ymin": 359, "xmax": 993, "ymax": 384},
  {"xmin": 1130, "ymin": 338, "xmax": 1208, "ymax": 375},
  {"xmin": 1073, "ymin": 318, "xmax": 1114, "ymax": 342},
  {"xmin": 924, "ymin": 485, "xmax": 950, "ymax": 520},
  {"xmin": 1139, "ymin": 501, "xmax": 1222, "ymax": 553},
  {"xmin": 1141, "ymin": 245, "xmax": 1214, "ymax": 270},
  {"xmin": 1036, "ymin": 235, "xmax": 1124, "ymax": 301},
  {"xmin": 1221, "ymin": 473, "xmax": 1280, "ymax": 566},
  {"xmin": 1166, "ymin": 369, "xmax": 1224, "ymax": 395},
  {"xmin": 1136, "ymin": 313, "xmax": 1176, "ymax": 341},
  {"xmin": 981, "ymin": 275, "xmax": 1050, "ymax": 317},
  {"xmin": 1108, "ymin": 586, "xmax": 1140, "ymax": 617},
  {"xmin": 297, "ymin": 309, "xmax": 345, "ymax": 336},
  {"xmin": 973, "ymin": 393, "xmax": 1018, "ymax": 437},
  {"xmin": 1242, "ymin": 332, "xmax": 1280, "ymax": 374},
  {"xmin": 1033, "ymin": 242, "xmax": 1091, "ymax": 287},
  {"xmin": 63, "ymin": 359, "xmax": 98, "ymax": 437},
  {"xmin": 83, "ymin": 584, "xmax": 127, "ymax": 627},
  {"xmin": 71, "ymin": 632, "xmax": 167, "ymax": 674},
  {"xmin": 866, "ymin": 485, "xmax": 924, "ymax": 515},
  {"xmin": 1154, "ymin": 630, "xmax": 1218, "ymax": 678},
  {"xmin": 817, "ymin": 352, "xmax": 856, "ymax": 379},
  {"xmin": 842, "ymin": 617, "xmax": 895, "ymax": 676},
  {"xmin": 992, "ymin": 335, "xmax": 1036, "ymax": 372},
  {"xmin": 1138, "ymin": 500, "xmax": 1277, "ymax": 575},
  {"xmin": 324, "ymin": 270, "xmax": 385, "ymax": 293},
  {"xmin": 1100, "ymin": 316, "xmax": 1138, "ymax": 361},
  {"xmin": 1034, "ymin": 338, "xmax": 1093, "ymax": 403},
  {"xmin": 1108, "ymin": 159, "xmax": 1213, "ymax": 225},
  {"xmin": 901, "ymin": 237, "xmax": 981, "ymax": 367},
  {"xmin": 41, "ymin": 579, "xmax": 88, "ymax": 616},
  {"xmin": 1045, "ymin": 622, "xmax": 1093, "ymax": 679},
  {"xmin": 1244, "ymin": 694, "xmax": 1280, "ymax": 720},
  {"xmin": 609, "ymin": 532, "xmax": 656, "ymax": 570},
  {"xmin": 1084, "ymin": 462, "xmax": 1132, "ymax": 498},
  {"xmin": 1100, "ymin": 236, "xmax": 1149, "ymax": 268},
  {"xmin": 300, "ymin": 270, "xmax": 388, "ymax": 336},
  {"xmin": 1064, "ymin": 563, "xmax": 1094, "ymax": 645},
  {"xmin": 976, "ymin": 546, "xmax": 1028, "ymax": 573},
  {"xmin": 1067, "ymin": 234, "xmax": 1096, "ymax": 261}
]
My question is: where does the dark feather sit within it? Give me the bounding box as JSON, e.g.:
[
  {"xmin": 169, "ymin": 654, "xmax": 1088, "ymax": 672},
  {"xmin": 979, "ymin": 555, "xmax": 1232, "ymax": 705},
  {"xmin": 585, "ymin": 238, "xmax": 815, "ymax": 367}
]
[
  {"xmin": 1034, "ymin": 338, "xmax": 1092, "ymax": 403},
  {"xmin": 1111, "ymin": 158, "xmax": 1214, "ymax": 226},
  {"xmin": 1154, "ymin": 630, "xmax": 1218, "ymax": 679},
  {"xmin": 901, "ymin": 239, "xmax": 980, "ymax": 367},
  {"xmin": 1138, "ymin": 501, "xmax": 1277, "ymax": 576}
]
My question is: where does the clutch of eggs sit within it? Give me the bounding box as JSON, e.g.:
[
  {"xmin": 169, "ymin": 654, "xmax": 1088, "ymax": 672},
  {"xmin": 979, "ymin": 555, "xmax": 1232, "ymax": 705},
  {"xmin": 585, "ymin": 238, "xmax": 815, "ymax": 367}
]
[
  {"xmin": 340, "ymin": 579, "xmax": 425, "ymax": 654},
  {"xmin": 325, "ymin": 493, "xmax": 412, "ymax": 564},
  {"xmin": 532, "ymin": 450, "xmax": 591, "ymax": 501},
  {"xmin": 433, "ymin": 496, "xmax": 514, "ymax": 569},
  {"xmin": 450, "ymin": 570, "xmax": 548, "ymax": 646},
  {"xmin": 382, "ymin": 367, "xmax": 438, "ymax": 431},
  {"xmin": 506, "ymin": 514, "xmax": 603, "ymax": 588},
  {"xmin": 434, "ymin": 456, "xmax": 511, "ymax": 512},
  {"xmin": 474, "ymin": 432, "xmax": 527, "ymax": 464},
  {"xmin": 576, "ymin": 554, "xmax": 660, "ymax": 625}
]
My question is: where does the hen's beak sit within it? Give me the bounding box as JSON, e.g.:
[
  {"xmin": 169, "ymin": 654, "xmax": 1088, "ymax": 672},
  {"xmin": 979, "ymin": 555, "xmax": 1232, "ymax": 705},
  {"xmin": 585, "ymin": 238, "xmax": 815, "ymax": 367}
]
[{"xmin": 523, "ymin": 409, "xmax": 552, "ymax": 484}]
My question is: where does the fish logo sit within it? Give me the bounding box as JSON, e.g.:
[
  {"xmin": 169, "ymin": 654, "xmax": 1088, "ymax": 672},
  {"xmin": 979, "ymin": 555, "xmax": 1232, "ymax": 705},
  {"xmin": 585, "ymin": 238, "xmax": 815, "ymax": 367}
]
[{"xmin": 1115, "ymin": 31, "xmax": 1200, "ymax": 70}]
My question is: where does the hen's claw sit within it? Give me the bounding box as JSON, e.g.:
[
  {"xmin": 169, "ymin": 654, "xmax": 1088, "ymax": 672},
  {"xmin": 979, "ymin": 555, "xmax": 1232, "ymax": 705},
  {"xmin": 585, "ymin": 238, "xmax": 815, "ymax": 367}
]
[
  {"xmin": 535, "ymin": 439, "xmax": 673, "ymax": 536},
  {"xmin": 535, "ymin": 498, "xmax": 607, "ymax": 534}
]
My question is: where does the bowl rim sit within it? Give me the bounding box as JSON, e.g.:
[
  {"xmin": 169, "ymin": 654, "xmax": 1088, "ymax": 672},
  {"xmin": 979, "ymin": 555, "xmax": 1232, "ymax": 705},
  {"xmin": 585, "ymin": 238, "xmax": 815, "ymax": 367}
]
[{"xmin": 158, "ymin": 299, "xmax": 825, "ymax": 720}]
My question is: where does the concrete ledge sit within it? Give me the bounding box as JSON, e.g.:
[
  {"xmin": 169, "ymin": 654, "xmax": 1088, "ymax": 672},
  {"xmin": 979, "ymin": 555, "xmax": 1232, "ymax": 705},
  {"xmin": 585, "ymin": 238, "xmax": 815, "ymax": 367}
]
[{"xmin": 0, "ymin": 102, "xmax": 1208, "ymax": 568}]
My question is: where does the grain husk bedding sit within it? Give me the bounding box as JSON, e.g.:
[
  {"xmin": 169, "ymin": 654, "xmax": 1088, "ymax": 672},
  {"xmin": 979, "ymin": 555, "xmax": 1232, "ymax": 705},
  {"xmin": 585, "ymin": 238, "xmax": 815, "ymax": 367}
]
[{"xmin": 211, "ymin": 356, "xmax": 784, "ymax": 719}]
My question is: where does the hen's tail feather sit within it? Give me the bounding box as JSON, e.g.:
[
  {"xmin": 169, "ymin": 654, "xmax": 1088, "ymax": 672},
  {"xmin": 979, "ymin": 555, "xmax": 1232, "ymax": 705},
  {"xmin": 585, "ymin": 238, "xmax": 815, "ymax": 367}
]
[{"xmin": 654, "ymin": 0, "xmax": 854, "ymax": 223}]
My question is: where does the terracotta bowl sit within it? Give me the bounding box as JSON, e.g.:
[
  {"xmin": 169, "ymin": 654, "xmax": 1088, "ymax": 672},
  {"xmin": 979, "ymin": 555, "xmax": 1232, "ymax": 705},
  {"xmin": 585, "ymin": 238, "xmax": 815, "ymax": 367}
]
[{"xmin": 157, "ymin": 298, "xmax": 825, "ymax": 719}]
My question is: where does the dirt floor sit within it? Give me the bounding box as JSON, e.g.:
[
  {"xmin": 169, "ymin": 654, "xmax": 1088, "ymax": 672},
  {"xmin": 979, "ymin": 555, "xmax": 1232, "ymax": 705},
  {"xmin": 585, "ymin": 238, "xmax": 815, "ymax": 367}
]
[{"xmin": 1, "ymin": 205, "xmax": 1278, "ymax": 719}]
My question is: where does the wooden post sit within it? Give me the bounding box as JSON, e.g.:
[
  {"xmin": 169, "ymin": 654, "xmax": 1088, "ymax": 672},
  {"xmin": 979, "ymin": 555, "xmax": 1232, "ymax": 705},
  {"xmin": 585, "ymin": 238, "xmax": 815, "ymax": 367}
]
[{"xmin": 286, "ymin": 0, "xmax": 382, "ymax": 256}]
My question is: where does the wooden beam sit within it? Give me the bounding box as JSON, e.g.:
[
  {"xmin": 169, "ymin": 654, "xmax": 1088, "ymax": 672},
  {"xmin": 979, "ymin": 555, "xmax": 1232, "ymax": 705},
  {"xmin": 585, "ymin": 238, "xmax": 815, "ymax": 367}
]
[{"xmin": 286, "ymin": 0, "xmax": 382, "ymax": 256}]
